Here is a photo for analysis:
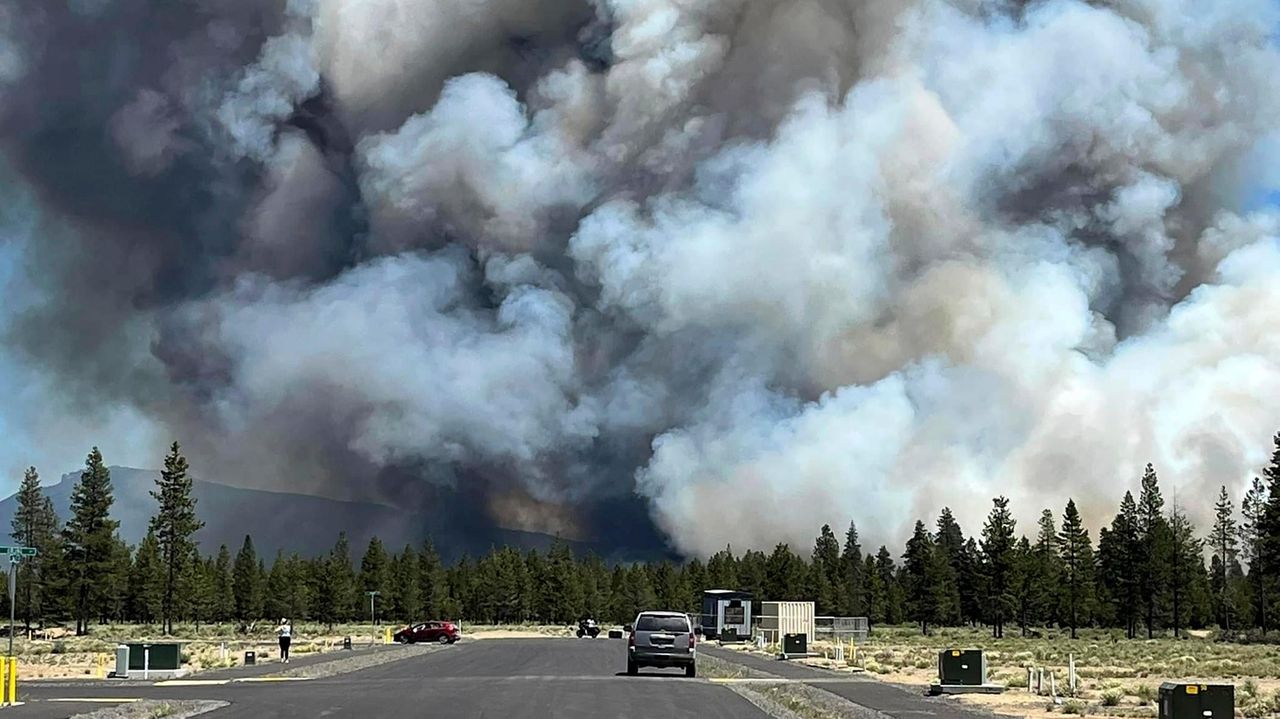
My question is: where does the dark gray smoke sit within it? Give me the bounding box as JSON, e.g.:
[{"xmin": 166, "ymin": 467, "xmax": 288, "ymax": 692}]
[{"xmin": 1, "ymin": 0, "xmax": 1279, "ymax": 555}]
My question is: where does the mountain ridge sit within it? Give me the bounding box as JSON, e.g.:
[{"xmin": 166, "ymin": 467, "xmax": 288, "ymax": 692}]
[{"xmin": 0, "ymin": 466, "xmax": 599, "ymax": 562}]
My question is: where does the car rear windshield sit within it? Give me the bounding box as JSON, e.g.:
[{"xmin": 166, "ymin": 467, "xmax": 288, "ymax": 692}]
[{"xmin": 636, "ymin": 616, "xmax": 689, "ymax": 633}]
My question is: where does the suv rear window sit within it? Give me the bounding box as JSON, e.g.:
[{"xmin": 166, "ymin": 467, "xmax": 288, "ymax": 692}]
[{"xmin": 636, "ymin": 615, "xmax": 690, "ymax": 632}]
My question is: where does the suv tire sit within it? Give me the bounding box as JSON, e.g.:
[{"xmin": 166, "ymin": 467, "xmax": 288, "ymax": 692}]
[
  {"xmin": 627, "ymin": 660, "xmax": 638, "ymax": 676},
  {"xmin": 685, "ymin": 663, "xmax": 696, "ymax": 678}
]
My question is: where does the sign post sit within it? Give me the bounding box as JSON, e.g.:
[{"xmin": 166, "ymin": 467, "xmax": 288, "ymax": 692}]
[{"xmin": 0, "ymin": 546, "xmax": 39, "ymax": 660}]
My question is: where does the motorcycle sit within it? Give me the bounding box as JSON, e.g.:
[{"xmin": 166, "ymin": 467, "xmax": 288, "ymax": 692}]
[{"xmin": 576, "ymin": 618, "xmax": 600, "ymax": 639}]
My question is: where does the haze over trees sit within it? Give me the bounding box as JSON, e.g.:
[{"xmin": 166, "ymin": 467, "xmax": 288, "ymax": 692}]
[{"xmin": 4, "ymin": 432, "xmax": 1280, "ymax": 635}]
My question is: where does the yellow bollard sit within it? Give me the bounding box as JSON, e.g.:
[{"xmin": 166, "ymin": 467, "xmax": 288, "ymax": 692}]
[
  {"xmin": 0, "ymin": 657, "xmax": 6, "ymax": 705},
  {"xmin": 384, "ymin": 627, "xmax": 392, "ymax": 645},
  {"xmin": 6, "ymin": 657, "xmax": 14, "ymax": 705}
]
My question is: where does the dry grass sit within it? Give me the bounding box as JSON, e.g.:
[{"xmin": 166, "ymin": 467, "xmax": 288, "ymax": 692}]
[
  {"xmin": 727, "ymin": 625, "xmax": 1280, "ymax": 719},
  {"xmin": 10, "ymin": 621, "xmax": 402, "ymax": 679}
]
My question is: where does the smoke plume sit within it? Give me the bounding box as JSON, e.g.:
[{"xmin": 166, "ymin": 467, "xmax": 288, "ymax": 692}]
[{"xmin": 1, "ymin": 0, "xmax": 1279, "ymax": 556}]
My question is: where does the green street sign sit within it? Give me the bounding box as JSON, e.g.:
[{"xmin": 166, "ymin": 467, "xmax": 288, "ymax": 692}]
[{"xmin": 0, "ymin": 546, "xmax": 37, "ymax": 557}]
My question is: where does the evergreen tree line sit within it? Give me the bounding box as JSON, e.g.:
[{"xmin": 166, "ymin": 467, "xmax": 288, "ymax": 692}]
[{"xmin": 8, "ymin": 433, "xmax": 1280, "ymax": 636}]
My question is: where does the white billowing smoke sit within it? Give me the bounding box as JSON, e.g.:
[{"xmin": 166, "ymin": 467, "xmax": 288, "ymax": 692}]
[{"xmin": 13, "ymin": 0, "xmax": 1278, "ymax": 554}]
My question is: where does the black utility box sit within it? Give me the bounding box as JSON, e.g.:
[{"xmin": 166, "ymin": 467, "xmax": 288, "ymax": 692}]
[
  {"xmin": 1159, "ymin": 683, "xmax": 1234, "ymax": 719},
  {"xmin": 938, "ymin": 649, "xmax": 986, "ymax": 685},
  {"xmin": 244, "ymin": 651, "xmax": 256, "ymax": 666},
  {"xmin": 783, "ymin": 633, "xmax": 807, "ymax": 656}
]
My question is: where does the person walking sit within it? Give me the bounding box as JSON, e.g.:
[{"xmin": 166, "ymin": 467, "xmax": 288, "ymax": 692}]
[{"xmin": 277, "ymin": 618, "xmax": 292, "ymax": 663}]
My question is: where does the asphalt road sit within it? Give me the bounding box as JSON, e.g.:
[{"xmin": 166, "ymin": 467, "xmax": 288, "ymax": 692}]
[{"xmin": 13, "ymin": 639, "xmax": 771, "ymax": 719}]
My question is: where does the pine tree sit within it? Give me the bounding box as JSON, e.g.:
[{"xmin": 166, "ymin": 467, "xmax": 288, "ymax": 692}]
[
  {"xmin": 980, "ymin": 496, "xmax": 1017, "ymax": 638},
  {"xmin": 684, "ymin": 558, "xmax": 707, "ymax": 612},
  {"xmin": 188, "ymin": 553, "xmax": 215, "ymax": 629},
  {"xmin": 105, "ymin": 535, "xmax": 132, "ymax": 624},
  {"xmin": 1011, "ymin": 536, "xmax": 1035, "ymax": 635},
  {"xmin": 62, "ymin": 448, "xmax": 119, "ymax": 635},
  {"xmin": 1241, "ymin": 477, "xmax": 1268, "ymax": 631},
  {"xmin": 812, "ymin": 525, "xmax": 841, "ymax": 615},
  {"xmin": 284, "ymin": 553, "xmax": 310, "ymax": 620},
  {"xmin": 359, "ymin": 537, "xmax": 392, "ymax": 623},
  {"xmin": 933, "ymin": 509, "xmax": 965, "ymax": 625},
  {"xmin": 1137, "ymin": 464, "xmax": 1171, "ymax": 637},
  {"xmin": 706, "ymin": 546, "xmax": 740, "ymax": 591},
  {"xmin": 1057, "ymin": 499, "xmax": 1095, "ymax": 639},
  {"xmin": 1210, "ymin": 486, "xmax": 1239, "ymax": 630},
  {"xmin": 1098, "ymin": 491, "xmax": 1141, "ymax": 637},
  {"xmin": 418, "ymin": 539, "xmax": 445, "ymax": 618},
  {"xmin": 765, "ymin": 544, "xmax": 807, "ymax": 601},
  {"xmin": 1168, "ymin": 501, "xmax": 1202, "ymax": 638},
  {"xmin": 128, "ymin": 530, "xmax": 164, "ymax": 623},
  {"xmin": 392, "ymin": 545, "xmax": 422, "ymax": 622},
  {"xmin": 1261, "ymin": 432, "xmax": 1280, "ymax": 632},
  {"xmin": 903, "ymin": 521, "xmax": 937, "ymax": 634},
  {"xmin": 1033, "ymin": 509, "xmax": 1063, "ymax": 626},
  {"xmin": 265, "ymin": 551, "xmax": 290, "ymax": 621},
  {"xmin": 212, "ymin": 545, "xmax": 235, "ymax": 622},
  {"xmin": 315, "ymin": 533, "xmax": 356, "ymax": 627},
  {"xmin": 875, "ymin": 546, "xmax": 903, "ymax": 624},
  {"xmin": 958, "ymin": 537, "xmax": 983, "ymax": 626},
  {"xmin": 864, "ymin": 553, "xmax": 884, "ymax": 626},
  {"xmin": 11, "ymin": 467, "xmax": 61, "ymax": 634},
  {"xmin": 232, "ymin": 535, "xmax": 263, "ymax": 623},
  {"xmin": 839, "ymin": 521, "xmax": 864, "ymax": 617},
  {"xmin": 149, "ymin": 442, "xmax": 203, "ymax": 635}
]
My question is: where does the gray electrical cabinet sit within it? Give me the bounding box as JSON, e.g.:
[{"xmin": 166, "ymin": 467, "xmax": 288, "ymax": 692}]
[
  {"xmin": 1159, "ymin": 683, "xmax": 1234, "ymax": 719},
  {"xmin": 113, "ymin": 645, "xmax": 130, "ymax": 678},
  {"xmin": 938, "ymin": 649, "xmax": 986, "ymax": 685}
]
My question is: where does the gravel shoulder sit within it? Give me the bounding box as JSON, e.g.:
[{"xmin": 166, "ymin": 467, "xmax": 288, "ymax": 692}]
[
  {"xmin": 69, "ymin": 700, "xmax": 227, "ymax": 719},
  {"xmin": 272, "ymin": 643, "xmax": 444, "ymax": 679}
]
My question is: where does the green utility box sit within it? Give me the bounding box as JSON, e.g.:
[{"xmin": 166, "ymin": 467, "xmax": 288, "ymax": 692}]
[
  {"xmin": 126, "ymin": 643, "xmax": 183, "ymax": 671},
  {"xmin": 938, "ymin": 649, "xmax": 986, "ymax": 686},
  {"xmin": 1159, "ymin": 683, "xmax": 1234, "ymax": 719},
  {"xmin": 783, "ymin": 633, "xmax": 807, "ymax": 656}
]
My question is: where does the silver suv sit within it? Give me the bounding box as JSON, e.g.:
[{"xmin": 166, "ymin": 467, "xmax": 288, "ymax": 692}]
[{"xmin": 626, "ymin": 611, "xmax": 697, "ymax": 677}]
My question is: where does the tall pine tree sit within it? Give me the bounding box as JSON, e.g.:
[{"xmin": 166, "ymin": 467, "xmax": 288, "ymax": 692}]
[
  {"xmin": 11, "ymin": 467, "xmax": 61, "ymax": 633},
  {"xmin": 980, "ymin": 496, "xmax": 1017, "ymax": 638},
  {"xmin": 1137, "ymin": 464, "xmax": 1171, "ymax": 637},
  {"xmin": 839, "ymin": 521, "xmax": 864, "ymax": 617},
  {"xmin": 150, "ymin": 442, "xmax": 203, "ymax": 634},
  {"xmin": 1057, "ymin": 499, "xmax": 1095, "ymax": 639},
  {"xmin": 1241, "ymin": 477, "xmax": 1268, "ymax": 632},
  {"xmin": 63, "ymin": 448, "xmax": 119, "ymax": 635},
  {"xmin": 1168, "ymin": 501, "xmax": 1202, "ymax": 638},
  {"xmin": 903, "ymin": 521, "xmax": 936, "ymax": 634},
  {"xmin": 1210, "ymin": 486, "xmax": 1239, "ymax": 630},
  {"xmin": 232, "ymin": 535, "xmax": 263, "ymax": 623}
]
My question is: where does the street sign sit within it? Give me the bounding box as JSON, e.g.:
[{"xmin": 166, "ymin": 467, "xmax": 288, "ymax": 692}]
[{"xmin": 0, "ymin": 547, "xmax": 36, "ymax": 557}]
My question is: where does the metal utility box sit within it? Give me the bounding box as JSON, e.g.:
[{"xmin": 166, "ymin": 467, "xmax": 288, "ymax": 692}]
[
  {"xmin": 782, "ymin": 633, "xmax": 808, "ymax": 657},
  {"xmin": 1159, "ymin": 683, "xmax": 1234, "ymax": 719},
  {"xmin": 244, "ymin": 651, "xmax": 256, "ymax": 666},
  {"xmin": 760, "ymin": 601, "xmax": 815, "ymax": 645},
  {"xmin": 113, "ymin": 645, "xmax": 130, "ymax": 678},
  {"xmin": 126, "ymin": 643, "xmax": 183, "ymax": 671},
  {"xmin": 701, "ymin": 590, "xmax": 753, "ymax": 640},
  {"xmin": 938, "ymin": 649, "xmax": 986, "ymax": 686}
]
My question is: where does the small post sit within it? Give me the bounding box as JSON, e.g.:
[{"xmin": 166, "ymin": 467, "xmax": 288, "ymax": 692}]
[
  {"xmin": 1050, "ymin": 671, "xmax": 1056, "ymax": 697},
  {"xmin": 143, "ymin": 647, "xmax": 150, "ymax": 681},
  {"xmin": 1068, "ymin": 654, "xmax": 1076, "ymax": 695},
  {"xmin": 1027, "ymin": 667, "xmax": 1034, "ymax": 693}
]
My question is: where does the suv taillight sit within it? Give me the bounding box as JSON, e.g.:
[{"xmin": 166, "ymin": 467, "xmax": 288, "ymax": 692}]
[
  {"xmin": 628, "ymin": 632, "xmax": 635, "ymax": 647},
  {"xmin": 689, "ymin": 633, "xmax": 696, "ymax": 649}
]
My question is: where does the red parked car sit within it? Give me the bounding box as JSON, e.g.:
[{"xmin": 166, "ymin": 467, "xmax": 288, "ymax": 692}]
[{"xmin": 394, "ymin": 621, "xmax": 460, "ymax": 644}]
